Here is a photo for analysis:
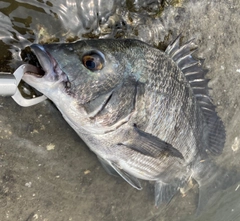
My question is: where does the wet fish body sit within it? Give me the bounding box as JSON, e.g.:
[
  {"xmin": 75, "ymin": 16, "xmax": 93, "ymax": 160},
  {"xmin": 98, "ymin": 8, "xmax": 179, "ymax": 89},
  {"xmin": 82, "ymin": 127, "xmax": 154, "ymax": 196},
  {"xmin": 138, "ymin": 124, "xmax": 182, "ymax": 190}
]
[{"xmin": 22, "ymin": 37, "xmax": 226, "ymax": 210}]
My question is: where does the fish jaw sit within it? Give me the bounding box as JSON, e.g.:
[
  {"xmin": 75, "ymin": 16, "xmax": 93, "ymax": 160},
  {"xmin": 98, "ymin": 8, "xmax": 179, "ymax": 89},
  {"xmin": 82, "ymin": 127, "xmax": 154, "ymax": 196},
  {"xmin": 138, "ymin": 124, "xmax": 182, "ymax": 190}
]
[
  {"xmin": 22, "ymin": 44, "xmax": 69, "ymax": 97},
  {"xmin": 22, "ymin": 44, "xmax": 90, "ymax": 134}
]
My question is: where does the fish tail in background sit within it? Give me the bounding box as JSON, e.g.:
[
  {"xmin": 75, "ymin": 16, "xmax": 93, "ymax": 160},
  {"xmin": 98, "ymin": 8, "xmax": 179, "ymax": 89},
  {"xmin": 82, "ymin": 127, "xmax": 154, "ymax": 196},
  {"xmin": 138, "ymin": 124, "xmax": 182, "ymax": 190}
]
[
  {"xmin": 154, "ymin": 178, "xmax": 186, "ymax": 207},
  {"xmin": 154, "ymin": 181, "xmax": 179, "ymax": 206},
  {"xmin": 193, "ymin": 159, "xmax": 240, "ymax": 215},
  {"xmin": 165, "ymin": 35, "xmax": 226, "ymax": 155}
]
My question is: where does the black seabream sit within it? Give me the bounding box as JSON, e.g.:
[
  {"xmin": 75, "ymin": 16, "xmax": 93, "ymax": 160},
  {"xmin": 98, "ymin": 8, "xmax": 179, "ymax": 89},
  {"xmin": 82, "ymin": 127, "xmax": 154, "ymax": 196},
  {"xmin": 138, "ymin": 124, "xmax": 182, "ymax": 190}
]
[{"xmin": 22, "ymin": 36, "xmax": 228, "ymax": 212}]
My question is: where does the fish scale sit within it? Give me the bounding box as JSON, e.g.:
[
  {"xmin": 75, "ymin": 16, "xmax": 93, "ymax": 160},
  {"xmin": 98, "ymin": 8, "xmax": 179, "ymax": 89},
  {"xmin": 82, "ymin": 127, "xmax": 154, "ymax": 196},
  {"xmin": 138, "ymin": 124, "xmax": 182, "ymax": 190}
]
[{"xmin": 142, "ymin": 69, "xmax": 199, "ymax": 157}]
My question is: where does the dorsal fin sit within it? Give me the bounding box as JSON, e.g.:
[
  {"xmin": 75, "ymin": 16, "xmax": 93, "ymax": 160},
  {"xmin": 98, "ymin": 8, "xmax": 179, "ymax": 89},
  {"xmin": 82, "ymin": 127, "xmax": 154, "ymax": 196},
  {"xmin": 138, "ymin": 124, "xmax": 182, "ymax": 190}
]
[{"xmin": 165, "ymin": 35, "xmax": 226, "ymax": 155}]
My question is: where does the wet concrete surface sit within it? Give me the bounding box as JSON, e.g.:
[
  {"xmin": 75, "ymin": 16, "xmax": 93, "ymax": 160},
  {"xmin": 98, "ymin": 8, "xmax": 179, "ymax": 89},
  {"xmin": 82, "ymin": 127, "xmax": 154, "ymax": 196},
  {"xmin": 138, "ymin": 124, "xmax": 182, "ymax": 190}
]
[{"xmin": 0, "ymin": 0, "xmax": 240, "ymax": 220}]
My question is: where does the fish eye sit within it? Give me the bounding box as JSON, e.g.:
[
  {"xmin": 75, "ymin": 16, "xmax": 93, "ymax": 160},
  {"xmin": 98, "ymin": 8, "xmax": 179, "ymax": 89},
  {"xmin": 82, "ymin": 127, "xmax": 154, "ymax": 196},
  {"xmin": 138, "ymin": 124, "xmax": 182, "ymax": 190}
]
[{"xmin": 82, "ymin": 51, "xmax": 104, "ymax": 71}]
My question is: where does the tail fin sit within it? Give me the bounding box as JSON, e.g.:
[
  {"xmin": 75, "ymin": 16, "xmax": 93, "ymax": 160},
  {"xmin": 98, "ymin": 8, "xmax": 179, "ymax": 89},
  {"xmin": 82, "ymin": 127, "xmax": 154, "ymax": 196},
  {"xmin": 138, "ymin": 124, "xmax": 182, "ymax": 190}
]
[{"xmin": 194, "ymin": 160, "xmax": 239, "ymax": 215}]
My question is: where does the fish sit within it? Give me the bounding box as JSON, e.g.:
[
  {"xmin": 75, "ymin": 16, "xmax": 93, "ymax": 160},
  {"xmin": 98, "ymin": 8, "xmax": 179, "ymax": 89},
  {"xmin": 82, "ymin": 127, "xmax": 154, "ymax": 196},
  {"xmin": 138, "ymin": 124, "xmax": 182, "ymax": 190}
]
[{"xmin": 22, "ymin": 36, "xmax": 229, "ymax": 212}]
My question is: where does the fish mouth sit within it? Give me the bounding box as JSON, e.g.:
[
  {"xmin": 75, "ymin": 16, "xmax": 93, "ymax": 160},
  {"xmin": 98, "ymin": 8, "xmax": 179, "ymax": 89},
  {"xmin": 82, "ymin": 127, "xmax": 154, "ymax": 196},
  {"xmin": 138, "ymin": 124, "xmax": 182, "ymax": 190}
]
[
  {"xmin": 21, "ymin": 46, "xmax": 45, "ymax": 78},
  {"xmin": 22, "ymin": 44, "xmax": 68, "ymax": 83}
]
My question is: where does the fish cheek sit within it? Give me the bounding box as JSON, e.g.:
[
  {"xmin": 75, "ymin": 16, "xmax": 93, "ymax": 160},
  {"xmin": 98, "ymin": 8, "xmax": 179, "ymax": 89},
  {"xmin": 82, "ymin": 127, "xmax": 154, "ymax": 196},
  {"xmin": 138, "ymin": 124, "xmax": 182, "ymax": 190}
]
[
  {"xmin": 76, "ymin": 74, "xmax": 121, "ymax": 112},
  {"xmin": 94, "ymin": 81, "xmax": 138, "ymax": 127}
]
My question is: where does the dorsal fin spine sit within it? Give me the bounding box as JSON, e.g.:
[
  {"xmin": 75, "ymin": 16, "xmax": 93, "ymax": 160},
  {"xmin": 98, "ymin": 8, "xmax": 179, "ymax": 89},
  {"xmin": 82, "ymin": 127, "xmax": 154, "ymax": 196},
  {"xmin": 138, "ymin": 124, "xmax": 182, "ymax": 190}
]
[{"xmin": 165, "ymin": 35, "xmax": 226, "ymax": 155}]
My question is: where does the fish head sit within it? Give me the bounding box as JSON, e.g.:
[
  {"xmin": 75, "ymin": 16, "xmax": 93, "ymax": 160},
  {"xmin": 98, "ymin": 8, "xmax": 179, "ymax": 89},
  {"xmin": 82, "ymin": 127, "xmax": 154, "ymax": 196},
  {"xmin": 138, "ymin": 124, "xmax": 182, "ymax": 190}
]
[{"xmin": 23, "ymin": 39, "xmax": 147, "ymax": 134}]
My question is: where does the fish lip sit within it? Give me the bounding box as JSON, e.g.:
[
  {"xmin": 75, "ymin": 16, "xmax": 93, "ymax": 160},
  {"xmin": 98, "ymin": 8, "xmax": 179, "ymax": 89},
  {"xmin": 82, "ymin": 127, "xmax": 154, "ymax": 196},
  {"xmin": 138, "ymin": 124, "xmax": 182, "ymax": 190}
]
[{"xmin": 24, "ymin": 44, "xmax": 59, "ymax": 81}]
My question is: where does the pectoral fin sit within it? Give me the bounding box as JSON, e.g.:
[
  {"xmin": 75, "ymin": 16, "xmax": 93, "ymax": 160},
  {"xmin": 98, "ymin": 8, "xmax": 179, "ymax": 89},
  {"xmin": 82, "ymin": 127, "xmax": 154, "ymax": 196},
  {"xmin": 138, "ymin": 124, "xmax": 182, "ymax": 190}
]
[
  {"xmin": 98, "ymin": 157, "xmax": 142, "ymax": 190},
  {"xmin": 118, "ymin": 126, "xmax": 183, "ymax": 159}
]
